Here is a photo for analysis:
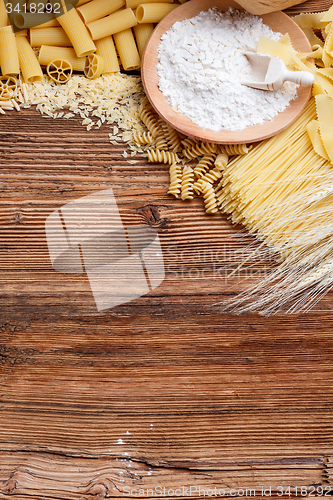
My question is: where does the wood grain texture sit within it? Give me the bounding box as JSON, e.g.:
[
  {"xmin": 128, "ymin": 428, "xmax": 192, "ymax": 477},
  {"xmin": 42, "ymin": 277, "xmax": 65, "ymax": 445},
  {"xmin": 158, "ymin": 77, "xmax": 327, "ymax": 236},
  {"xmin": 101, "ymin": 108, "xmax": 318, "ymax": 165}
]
[{"xmin": 1, "ymin": 3, "xmax": 333, "ymax": 495}]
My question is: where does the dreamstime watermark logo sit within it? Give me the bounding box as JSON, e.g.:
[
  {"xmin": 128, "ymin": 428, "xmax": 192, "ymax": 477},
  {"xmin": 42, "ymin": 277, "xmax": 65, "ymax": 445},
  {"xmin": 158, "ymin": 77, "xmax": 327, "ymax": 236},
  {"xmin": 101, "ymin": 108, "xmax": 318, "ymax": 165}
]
[
  {"xmin": 3, "ymin": 0, "xmax": 79, "ymax": 32},
  {"xmin": 45, "ymin": 188, "xmax": 165, "ymax": 312}
]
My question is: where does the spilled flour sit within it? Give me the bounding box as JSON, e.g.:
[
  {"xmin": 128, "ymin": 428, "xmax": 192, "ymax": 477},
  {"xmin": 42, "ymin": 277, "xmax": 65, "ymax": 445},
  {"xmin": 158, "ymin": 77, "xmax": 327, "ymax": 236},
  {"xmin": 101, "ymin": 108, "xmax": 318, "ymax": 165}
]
[{"xmin": 157, "ymin": 8, "xmax": 298, "ymax": 132}]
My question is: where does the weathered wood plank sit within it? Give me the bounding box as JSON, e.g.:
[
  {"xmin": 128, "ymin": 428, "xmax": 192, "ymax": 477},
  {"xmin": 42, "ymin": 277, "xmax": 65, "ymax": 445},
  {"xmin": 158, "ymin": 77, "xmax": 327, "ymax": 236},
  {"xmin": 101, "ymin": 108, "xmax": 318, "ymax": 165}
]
[{"xmin": 1, "ymin": 3, "xmax": 333, "ymax": 495}]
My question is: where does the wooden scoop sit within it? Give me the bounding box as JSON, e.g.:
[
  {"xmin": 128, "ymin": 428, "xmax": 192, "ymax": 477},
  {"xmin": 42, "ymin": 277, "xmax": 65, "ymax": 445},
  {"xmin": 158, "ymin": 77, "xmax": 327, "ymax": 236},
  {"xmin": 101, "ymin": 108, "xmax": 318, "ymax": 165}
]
[{"xmin": 241, "ymin": 52, "xmax": 314, "ymax": 91}]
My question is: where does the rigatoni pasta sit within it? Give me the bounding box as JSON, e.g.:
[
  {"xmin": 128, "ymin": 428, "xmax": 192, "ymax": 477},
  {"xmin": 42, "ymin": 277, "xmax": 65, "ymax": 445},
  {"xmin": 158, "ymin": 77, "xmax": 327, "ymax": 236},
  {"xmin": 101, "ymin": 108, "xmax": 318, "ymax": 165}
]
[
  {"xmin": 95, "ymin": 36, "xmax": 120, "ymax": 73},
  {"xmin": 15, "ymin": 35, "xmax": 43, "ymax": 82},
  {"xmin": 0, "ymin": 26, "xmax": 20, "ymax": 76},
  {"xmin": 57, "ymin": 5, "xmax": 96, "ymax": 57},
  {"xmin": 113, "ymin": 28, "xmax": 140, "ymax": 71},
  {"xmin": 87, "ymin": 7, "xmax": 137, "ymax": 40}
]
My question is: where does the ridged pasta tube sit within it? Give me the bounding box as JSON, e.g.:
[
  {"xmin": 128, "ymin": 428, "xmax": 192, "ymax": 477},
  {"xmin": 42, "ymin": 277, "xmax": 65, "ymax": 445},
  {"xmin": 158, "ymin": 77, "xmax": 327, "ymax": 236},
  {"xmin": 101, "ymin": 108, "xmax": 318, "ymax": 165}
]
[
  {"xmin": 181, "ymin": 166, "xmax": 194, "ymax": 200},
  {"xmin": 181, "ymin": 137, "xmax": 197, "ymax": 150},
  {"xmin": 132, "ymin": 130, "xmax": 153, "ymax": 145},
  {"xmin": 201, "ymin": 181, "xmax": 219, "ymax": 214},
  {"xmin": 193, "ymin": 155, "xmax": 215, "ymax": 178},
  {"xmin": 154, "ymin": 121, "xmax": 169, "ymax": 150},
  {"xmin": 147, "ymin": 149, "xmax": 180, "ymax": 164},
  {"xmin": 222, "ymin": 143, "xmax": 252, "ymax": 155},
  {"xmin": 183, "ymin": 141, "xmax": 218, "ymax": 160},
  {"xmin": 167, "ymin": 163, "xmax": 182, "ymax": 198}
]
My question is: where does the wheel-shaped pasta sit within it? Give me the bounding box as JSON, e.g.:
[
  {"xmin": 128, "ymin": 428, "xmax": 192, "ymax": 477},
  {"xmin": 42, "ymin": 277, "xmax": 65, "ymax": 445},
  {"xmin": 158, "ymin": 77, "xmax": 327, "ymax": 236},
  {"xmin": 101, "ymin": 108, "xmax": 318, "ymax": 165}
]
[
  {"xmin": 167, "ymin": 163, "xmax": 182, "ymax": 198},
  {"xmin": 0, "ymin": 76, "xmax": 17, "ymax": 100},
  {"xmin": 200, "ymin": 181, "xmax": 219, "ymax": 214},
  {"xmin": 47, "ymin": 59, "xmax": 73, "ymax": 84},
  {"xmin": 147, "ymin": 149, "xmax": 180, "ymax": 164},
  {"xmin": 84, "ymin": 54, "xmax": 104, "ymax": 79},
  {"xmin": 181, "ymin": 165, "xmax": 194, "ymax": 200},
  {"xmin": 193, "ymin": 155, "xmax": 215, "ymax": 178}
]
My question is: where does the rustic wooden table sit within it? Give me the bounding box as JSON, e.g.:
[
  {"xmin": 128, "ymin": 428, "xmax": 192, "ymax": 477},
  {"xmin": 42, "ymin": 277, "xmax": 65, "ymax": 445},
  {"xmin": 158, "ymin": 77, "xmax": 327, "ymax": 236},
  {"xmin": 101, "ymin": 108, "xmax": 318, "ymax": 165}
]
[{"xmin": 0, "ymin": 1, "xmax": 332, "ymax": 498}]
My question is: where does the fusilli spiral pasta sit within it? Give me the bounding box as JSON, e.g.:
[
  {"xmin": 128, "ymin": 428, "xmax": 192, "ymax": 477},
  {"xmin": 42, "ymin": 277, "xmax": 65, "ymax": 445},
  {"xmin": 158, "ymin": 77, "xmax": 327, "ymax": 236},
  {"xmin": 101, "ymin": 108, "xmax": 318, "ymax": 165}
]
[
  {"xmin": 181, "ymin": 165, "xmax": 194, "ymax": 200},
  {"xmin": 214, "ymin": 152, "xmax": 229, "ymax": 169},
  {"xmin": 180, "ymin": 137, "xmax": 197, "ymax": 150},
  {"xmin": 163, "ymin": 122, "xmax": 182, "ymax": 152},
  {"xmin": 147, "ymin": 149, "xmax": 180, "ymax": 164},
  {"xmin": 193, "ymin": 167, "xmax": 223, "ymax": 193},
  {"xmin": 132, "ymin": 130, "xmax": 153, "ymax": 145},
  {"xmin": 167, "ymin": 163, "xmax": 182, "ymax": 198},
  {"xmin": 193, "ymin": 155, "xmax": 216, "ymax": 179},
  {"xmin": 201, "ymin": 181, "xmax": 219, "ymax": 214},
  {"xmin": 139, "ymin": 106, "xmax": 162, "ymax": 138},
  {"xmin": 221, "ymin": 143, "xmax": 252, "ymax": 155},
  {"xmin": 183, "ymin": 141, "xmax": 218, "ymax": 160}
]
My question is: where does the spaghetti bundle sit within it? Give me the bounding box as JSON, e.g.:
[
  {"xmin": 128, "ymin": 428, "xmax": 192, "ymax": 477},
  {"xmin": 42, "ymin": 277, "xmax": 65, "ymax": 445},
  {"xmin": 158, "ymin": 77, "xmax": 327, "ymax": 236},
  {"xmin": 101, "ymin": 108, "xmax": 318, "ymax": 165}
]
[{"xmin": 218, "ymin": 98, "xmax": 333, "ymax": 315}]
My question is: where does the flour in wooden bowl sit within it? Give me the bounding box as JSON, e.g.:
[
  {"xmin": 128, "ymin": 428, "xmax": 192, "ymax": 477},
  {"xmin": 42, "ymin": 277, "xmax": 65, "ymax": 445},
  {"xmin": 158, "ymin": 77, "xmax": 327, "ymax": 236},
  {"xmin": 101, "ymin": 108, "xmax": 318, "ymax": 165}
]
[{"xmin": 156, "ymin": 7, "xmax": 298, "ymax": 132}]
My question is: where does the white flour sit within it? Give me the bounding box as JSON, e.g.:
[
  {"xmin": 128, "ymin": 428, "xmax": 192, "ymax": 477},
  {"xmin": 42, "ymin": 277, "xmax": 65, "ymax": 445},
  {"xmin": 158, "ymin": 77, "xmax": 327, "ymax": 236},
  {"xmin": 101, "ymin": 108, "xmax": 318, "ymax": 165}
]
[{"xmin": 157, "ymin": 8, "xmax": 298, "ymax": 132}]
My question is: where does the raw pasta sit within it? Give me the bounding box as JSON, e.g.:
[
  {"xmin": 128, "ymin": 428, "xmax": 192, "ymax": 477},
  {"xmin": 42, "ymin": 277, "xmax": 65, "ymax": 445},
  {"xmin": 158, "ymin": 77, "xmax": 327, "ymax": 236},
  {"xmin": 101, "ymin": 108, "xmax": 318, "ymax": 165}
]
[
  {"xmin": 113, "ymin": 28, "xmax": 141, "ymax": 71},
  {"xmin": 15, "ymin": 35, "xmax": 43, "ymax": 82},
  {"xmin": 181, "ymin": 165, "xmax": 194, "ymax": 200},
  {"xmin": 135, "ymin": 3, "xmax": 178, "ymax": 23},
  {"xmin": 77, "ymin": 0, "xmax": 125, "ymax": 25},
  {"xmin": 0, "ymin": 26, "xmax": 20, "ymax": 76},
  {"xmin": 167, "ymin": 163, "xmax": 182, "ymax": 198},
  {"xmin": 57, "ymin": 5, "xmax": 96, "ymax": 57},
  {"xmin": 87, "ymin": 7, "xmax": 137, "ymax": 41}
]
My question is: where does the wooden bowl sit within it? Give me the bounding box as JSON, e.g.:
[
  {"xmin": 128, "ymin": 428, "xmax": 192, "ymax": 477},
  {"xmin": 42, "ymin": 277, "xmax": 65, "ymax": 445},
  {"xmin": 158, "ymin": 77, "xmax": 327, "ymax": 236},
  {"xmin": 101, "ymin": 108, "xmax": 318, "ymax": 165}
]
[{"xmin": 141, "ymin": 0, "xmax": 313, "ymax": 144}]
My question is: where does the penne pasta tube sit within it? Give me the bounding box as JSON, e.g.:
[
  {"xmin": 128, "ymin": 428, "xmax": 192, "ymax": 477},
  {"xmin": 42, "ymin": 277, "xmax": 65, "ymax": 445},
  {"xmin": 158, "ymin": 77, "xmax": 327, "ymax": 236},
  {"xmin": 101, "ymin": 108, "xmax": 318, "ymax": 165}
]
[
  {"xmin": 76, "ymin": 0, "xmax": 91, "ymax": 5},
  {"xmin": 30, "ymin": 27, "xmax": 72, "ymax": 47},
  {"xmin": 77, "ymin": 0, "xmax": 125, "ymax": 25},
  {"xmin": 113, "ymin": 28, "xmax": 140, "ymax": 70},
  {"xmin": 0, "ymin": 0, "xmax": 8, "ymax": 27},
  {"xmin": 38, "ymin": 45, "xmax": 86, "ymax": 71},
  {"xmin": 14, "ymin": 13, "xmax": 58, "ymax": 29},
  {"xmin": 133, "ymin": 23, "xmax": 153, "ymax": 57},
  {"xmin": 126, "ymin": 0, "xmax": 172, "ymax": 8},
  {"xmin": 87, "ymin": 7, "xmax": 137, "ymax": 41},
  {"xmin": 16, "ymin": 35, "xmax": 43, "ymax": 82},
  {"xmin": 136, "ymin": 3, "xmax": 178, "ymax": 23},
  {"xmin": 95, "ymin": 36, "xmax": 120, "ymax": 73},
  {"xmin": 57, "ymin": 5, "xmax": 96, "ymax": 56},
  {"xmin": 0, "ymin": 26, "xmax": 20, "ymax": 76}
]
